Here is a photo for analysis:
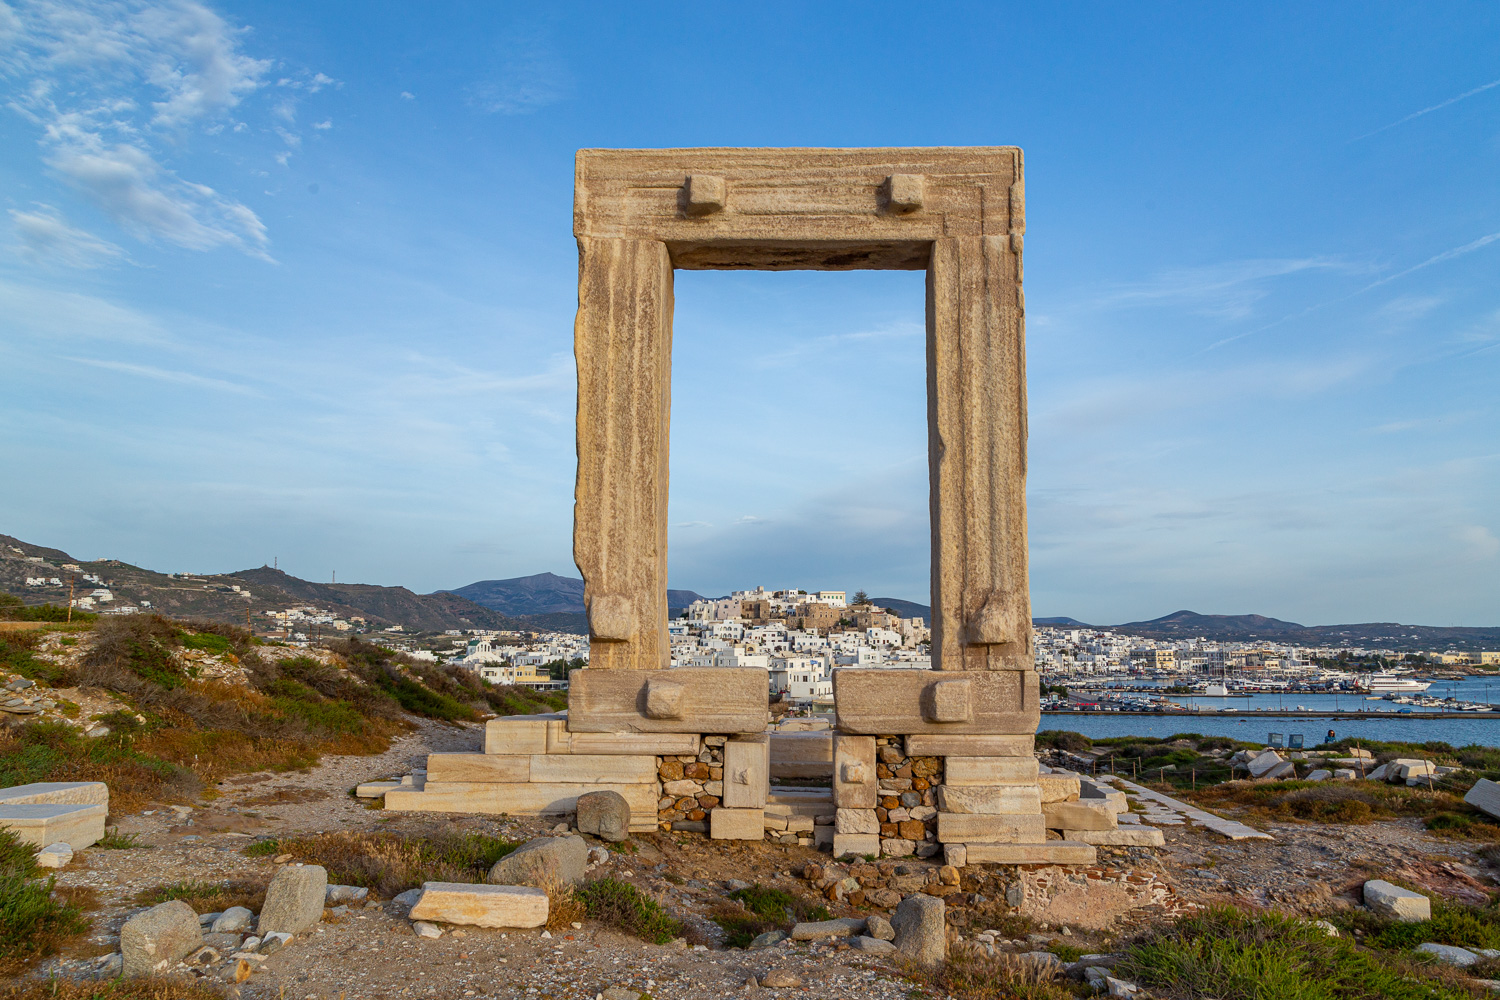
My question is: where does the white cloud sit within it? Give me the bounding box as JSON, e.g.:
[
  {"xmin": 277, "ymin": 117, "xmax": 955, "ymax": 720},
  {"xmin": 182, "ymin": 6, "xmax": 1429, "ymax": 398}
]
[
  {"xmin": 1457, "ymin": 525, "xmax": 1500, "ymax": 560},
  {"xmin": 9, "ymin": 205, "xmax": 126, "ymax": 267},
  {"xmin": 399, "ymin": 90, "xmax": 414, "ymax": 100},
  {"xmin": 467, "ymin": 30, "xmax": 571, "ymax": 115},
  {"xmin": 66, "ymin": 355, "xmax": 259, "ymax": 395}
]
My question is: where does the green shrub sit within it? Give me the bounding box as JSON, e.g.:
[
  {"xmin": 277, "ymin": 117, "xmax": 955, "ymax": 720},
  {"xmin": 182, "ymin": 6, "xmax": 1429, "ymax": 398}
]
[
  {"xmin": 0, "ymin": 828, "xmax": 89, "ymax": 974},
  {"xmin": 576, "ymin": 877, "xmax": 683, "ymax": 945},
  {"xmin": 180, "ymin": 632, "xmax": 234, "ymax": 655}
]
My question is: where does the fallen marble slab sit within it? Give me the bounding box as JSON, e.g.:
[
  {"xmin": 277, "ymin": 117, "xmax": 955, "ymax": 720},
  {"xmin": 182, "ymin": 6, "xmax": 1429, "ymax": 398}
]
[{"xmin": 1103, "ymin": 777, "xmax": 1272, "ymax": 841}]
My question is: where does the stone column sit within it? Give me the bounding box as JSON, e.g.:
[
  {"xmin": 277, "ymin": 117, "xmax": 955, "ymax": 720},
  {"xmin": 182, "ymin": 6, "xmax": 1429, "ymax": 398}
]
[{"xmin": 573, "ymin": 237, "xmax": 673, "ymax": 670}]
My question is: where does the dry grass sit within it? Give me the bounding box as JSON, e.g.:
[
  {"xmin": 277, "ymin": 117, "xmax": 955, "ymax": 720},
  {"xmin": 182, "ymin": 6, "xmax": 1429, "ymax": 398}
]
[
  {"xmin": 264, "ymin": 830, "xmax": 518, "ymax": 897},
  {"xmin": 1, "ymin": 979, "xmax": 228, "ymax": 999},
  {"xmin": 536, "ymin": 868, "xmax": 585, "ymax": 931},
  {"xmin": 898, "ymin": 947, "xmax": 1074, "ymax": 1000},
  {"xmin": 133, "ymin": 880, "xmax": 267, "ymax": 914}
]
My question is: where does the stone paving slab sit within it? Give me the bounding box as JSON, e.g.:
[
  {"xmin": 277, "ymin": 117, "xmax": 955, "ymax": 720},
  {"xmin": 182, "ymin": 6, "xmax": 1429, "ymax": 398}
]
[{"xmin": 1102, "ymin": 776, "xmax": 1273, "ymax": 841}]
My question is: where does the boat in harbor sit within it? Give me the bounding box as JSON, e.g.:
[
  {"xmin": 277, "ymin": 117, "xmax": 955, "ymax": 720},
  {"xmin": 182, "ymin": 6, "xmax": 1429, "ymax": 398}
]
[
  {"xmin": 1203, "ymin": 683, "xmax": 1229, "ymax": 696},
  {"xmin": 1361, "ymin": 672, "xmax": 1433, "ymax": 693}
]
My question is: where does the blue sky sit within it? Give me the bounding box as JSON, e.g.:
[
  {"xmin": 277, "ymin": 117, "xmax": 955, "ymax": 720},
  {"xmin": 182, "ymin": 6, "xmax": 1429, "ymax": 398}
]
[{"xmin": 2, "ymin": 2, "xmax": 1497, "ymax": 626}]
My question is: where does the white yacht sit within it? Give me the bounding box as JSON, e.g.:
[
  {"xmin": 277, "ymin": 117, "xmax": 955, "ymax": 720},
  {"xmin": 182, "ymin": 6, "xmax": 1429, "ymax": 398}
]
[{"xmin": 1361, "ymin": 672, "xmax": 1432, "ymax": 693}]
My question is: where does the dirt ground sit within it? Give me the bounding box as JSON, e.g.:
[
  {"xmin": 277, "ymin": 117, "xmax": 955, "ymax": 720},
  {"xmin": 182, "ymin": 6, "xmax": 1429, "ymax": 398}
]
[{"xmin": 31, "ymin": 720, "xmax": 1500, "ymax": 1000}]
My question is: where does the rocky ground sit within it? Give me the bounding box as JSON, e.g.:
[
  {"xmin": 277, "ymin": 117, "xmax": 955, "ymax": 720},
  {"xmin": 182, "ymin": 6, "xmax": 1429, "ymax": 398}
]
[{"xmin": 25, "ymin": 720, "xmax": 1500, "ymax": 1000}]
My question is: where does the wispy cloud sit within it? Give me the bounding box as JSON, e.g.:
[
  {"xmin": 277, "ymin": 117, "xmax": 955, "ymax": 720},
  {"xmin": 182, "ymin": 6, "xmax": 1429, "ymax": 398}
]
[
  {"xmin": 9, "ymin": 205, "xmax": 126, "ymax": 267},
  {"xmin": 1096, "ymin": 257, "xmax": 1356, "ymax": 321},
  {"xmin": 65, "ymin": 356, "xmax": 259, "ymax": 395},
  {"xmin": 466, "ymin": 28, "xmax": 571, "ymax": 115},
  {"xmin": 1354, "ymin": 77, "xmax": 1500, "ymax": 141}
]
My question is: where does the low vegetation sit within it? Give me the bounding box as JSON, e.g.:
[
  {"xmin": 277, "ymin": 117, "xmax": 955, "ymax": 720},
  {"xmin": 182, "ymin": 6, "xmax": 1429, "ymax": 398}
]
[
  {"xmin": 253, "ymin": 830, "xmax": 518, "ymax": 897},
  {"xmin": 0, "ymin": 829, "xmax": 90, "ymax": 976},
  {"xmin": 900, "ymin": 949, "xmax": 1074, "ymax": 1000},
  {"xmin": 574, "ymin": 877, "xmax": 684, "ymax": 945},
  {"xmin": 133, "ymin": 879, "xmax": 268, "ymax": 915},
  {"xmin": 1, "ymin": 980, "xmax": 228, "ymax": 999},
  {"xmin": 708, "ymin": 884, "xmax": 831, "ymax": 947}
]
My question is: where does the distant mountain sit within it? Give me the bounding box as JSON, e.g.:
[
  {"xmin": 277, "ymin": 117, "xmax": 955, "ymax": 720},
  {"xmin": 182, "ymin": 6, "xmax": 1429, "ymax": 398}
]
[
  {"xmin": 1034, "ymin": 616, "xmax": 1093, "ymax": 627},
  {"xmin": 869, "ymin": 597, "xmax": 930, "ymax": 622},
  {"xmin": 1098, "ymin": 610, "xmax": 1500, "ymax": 651},
  {"xmin": 446, "ymin": 573, "xmax": 704, "ymax": 616},
  {"xmin": 1113, "ymin": 610, "xmax": 1306, "ymax": 637},
  {"xmin": 229, "ymin": 566, "xmax": 517, "ymax": 634}
]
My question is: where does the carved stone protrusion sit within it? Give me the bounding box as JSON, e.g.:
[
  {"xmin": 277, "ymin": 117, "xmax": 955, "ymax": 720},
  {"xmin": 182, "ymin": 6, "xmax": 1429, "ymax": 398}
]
[
  {"xmin": 683, "ymin": 175, "xmax": 726, "ymax": 216},
  {"xmin": 886, "ymin": 173, "xmax": 925, "ymax": 213},
  {"xmin": 926, "ymin": 678, "xmax": 974, "ymax": 723},
  {"xmin": 840, "ymin": 761, "xmax": 869, "ymax": 785},
  {"xmin": 967, "ymin": 600, "xmax": 1009, "ymax": 646},
  {"xmin": 643, "ymin": 677, "xmax": 686, "ymax": 719},
  {"xmin": 588, "ymin": 594, "xmax": 635, "ymax": 642}
]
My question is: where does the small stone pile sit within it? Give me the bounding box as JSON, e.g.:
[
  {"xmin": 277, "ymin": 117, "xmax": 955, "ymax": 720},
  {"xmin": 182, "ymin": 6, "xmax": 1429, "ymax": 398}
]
[
  {"xmin": 874, "ymin": 736, "xmax": 941, "ymax": 857},
  {"xmin": 656, "ymin": 735, "xmax": 727, "ymax": 829}
]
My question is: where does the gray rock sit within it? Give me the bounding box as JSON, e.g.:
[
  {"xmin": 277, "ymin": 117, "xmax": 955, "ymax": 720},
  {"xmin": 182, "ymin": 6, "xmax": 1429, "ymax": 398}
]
[
  {"xmin": 1023, "ymin": 951, "xmax": 1065, "ymax": 974},
  {"xmin": 1312, "ymin": 920, "xmax": 1339, "ymax": 937},
  {"xmin": 198, "ymin": 912, "xmax": 222, "ymax": 927},
  {"xmin": 391, "ymin": 888, "xmax": 423, "ymax": 911},
  {"xmin": 850, "ymin": 935, "xmax": 897, "ymax": 954},
  {"xmin": 588, "ymin": 846, "xmax": 610, "ymax": 866},
  {"xmin": 241, "ymin": 936, "xmax": 261, "ymax": 953},
  {"xmin": 790, "ymin": 917, "xmax": 866, "ymax": 940},
  {"xmin": 576, "ymin": 790, "xmax": 631, "ymax": 842},
  {"xmin": 1416, "ymin": 942, "xmax": 1480, "ymax": 966},
  {"xmin": 1105, "ymin": 977, "xmax": 1140, "ymax": 997},
  {"xmin": 257, "ymin": 863, "xmax": 328, "ymax": 936},
  {"xmin": 759, "ymin": 970, "xmax": 802, "ymax": 988},
  {"xmin": 412, "ymin": 920, "xmax": 443, "ymax": 939},
  {"xmin": 1364, "ymin": 880, "xmax": 1430, "ymax": 922},
  {"xmin": 212, "ymin": 906, "xmax": 254, "ymax": 934},
  {"xmin": 325, "ymin": 884, "xmax": 369, "ymax": 905},
  {"xmin": 748, "ymin": 930, "xmax": 787, "ymax": 949},
  {"xmin": 36, "ymin": 842, "xmax": 73, "ymax": 868},
  {"xmin": 1084, "ymin": 966, "xmax": 1110, "ymax": 987},
  {"xmin": 725, "ymin": 878, "xmax": 753, "ymax": 892},
  {"xmin": 865, "ymin": 913, "xmax": 895, "ymax": 941},
  {"xmin": 487, "ymin": 835, "xmax": 588, "ymax": 887},
  {"xmin": 120, "ymin": 900, "xmax": 203, "ymax": 976},
  {"xmin": 185, "ymin": 946, "xmax": 221, "ymax": 967},
  {"xmin": 96, "ymin": 953, "xmax": 123, "ymax": 975},
  {"xmin": 202, "ymin": 932, "xmax": 243, "ymax": 951},
  {"xmin": 257, "ymin": 931, "xmax": 291, "ymax": 955},
  {"xmin": 891, "ymin": 893, "xmax": 946, "ymax": 966},
  {"xmin": 599, "ymin": 989, "xmax": 642, "ymax": 1000}
]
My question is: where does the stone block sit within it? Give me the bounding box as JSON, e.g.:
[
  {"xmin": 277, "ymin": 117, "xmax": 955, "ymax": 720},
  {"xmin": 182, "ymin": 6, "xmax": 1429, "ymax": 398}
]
[
  {"xmin": 963, "ymin": 841, "xmax": 1097, "ymax": 864},
  {"xmin": 936, "ymin": 812, "xmax": 1045, "ymax": 844},
  {"xmin": 723, "ymin": 736, "xmax": 770, "ymax": 808},
  {"xmin": 710, "ymin": 807, "xmax": 764, "ymax": 840},
  {"xmin": 211, "ymin": 907, "xmax": 254, "ymax": 934},
  {"xmin": 832, "ymin": 833, "xmax": 879, "ymax": 858},
  {"xmin": 833, "ymin": 669, "xmax": 1039, "ymax": 734},
  {"xmin": 1465, "ymin": 778, "xmax": 1500, "ymax": 820},
  {"xmin": 834, "ymin": 735, "xmax": 877, "ymax": 809},
  {"xmin": 121, "ymin": 900, "xmax": 202, "ymax": 976},
  {"xmin": 765, "ymin": 787, "xmax": 835, "ymax": 816},
  {"xmin": 769, "ymin": 731, "xmax": 833, "ymax": 779},
  {"xmin": 529, "ymin": 754, "xmax": 658, "ymax": 785},
  {"xmin": 385, "ymin": 782, "xmax": 658, "ymax": 830},
  {"xmin": 355, "ymin": 781, "xmax": 401, "ymax": 799},
  {"xmin": 935, "ymin": 784, "xmax": 1042, "ymax": 815},
  {"xmin": 1262, "ymin": 761, "xmax": 1298, "ymax": 780},
  {"xmin": 1042, "ymin": 801, "xmax": 1118, "ymax": 832},
  {"xmin": 813, "ymin": 825, "xmax": 834, "ymax": 849},
  {"xmin": 408, "ymin": 882, "xmax": 548, "ymax": 929},
  {"xmin": 1305, "ymin": 770, "xmax": 1331, "ymax": 782},
  {"xmin": 835, "ymin": 808, "xmax": 879, "ymax": 835},
  {"xmin": 891, "ymin": 893, "xmax": 946, "ymax": 966},
  {"xmin": 881, "ymin": 838, "xmax": 916, "ymax": 857},
  {"xmin": 1037, "ymin": 774, "xmax": 1081, "ymax": 802},
  {"xmin": 1079, "ymin": 782, "xmax": 1128, "ymax": 812},
  {"xmin": 426, "ymin": 754, "xmax": 530, "ymax": 783},
  {"xmin": 1062, "ymin": 828, "xmax": 1165, "ymax": 847},
  {"xmin": 488, "ymin": 835, "xmax": 588, "ymax": 886},
  {"xmin": 1246, "ymin": 750, "xmax": 1283, "ymax": 777},
  {"xmin": 1333, "ymin": 769, "xmax": 1356, "ymax": 780},
  {"xmin": 790, "ymin": 917, "xmax": 866, "ymax": 940},
  {"xmin": 905, "ymin": 734, "xmax": 1034, "ymax": 757},
  {"xmin": 1393, "ymin": 759, "xmax": 1436, "ymax": 782},
  {"xmin": 1363, "ymin": 880, "xmax": 1430, "ymax": 921},
  {"xmin": 943, "ymin": 843, "xmax": 967, "ymax": 867},
  {"xmin": 258, "ymin": 864, "xmax": 327, "ymax": 936},
  {"xmin": 1415, "ymin": 943, "xmax": 1479, "ymax": 967},
  {"xmin": 547, "ymin": 724, "xmax": 701, "ymax": 756},
  {"xmin": 0, "ymin": 781, "xmax": 109, "ymax": 808},
  {"xmin": 484, "ymin": 716, "xmax": 554, "ymax": 755},
  {"xmin": 567, "ymin": 669, "xmax": 767, "ymax": 734},
  {"xmin": 576, "ymin": 790, "xmax": 631, "ymax": 842},
  {"xmin": 36, "ymin": 842, "xmax": 73, "ymax": 867},
  {"xmin": 944, "ymin": 756, "xmax": 1039, "ymax": 786},
  {"xmin": 0, "ymin": 802, "xmax": 106, "ymax": 849}
]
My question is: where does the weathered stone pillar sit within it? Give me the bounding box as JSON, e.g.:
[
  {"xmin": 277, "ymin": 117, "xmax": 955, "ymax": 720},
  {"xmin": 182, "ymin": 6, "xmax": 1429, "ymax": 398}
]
[{"xmin": 573, "ymin": 237, "xmax": 673, "ymax": 671}]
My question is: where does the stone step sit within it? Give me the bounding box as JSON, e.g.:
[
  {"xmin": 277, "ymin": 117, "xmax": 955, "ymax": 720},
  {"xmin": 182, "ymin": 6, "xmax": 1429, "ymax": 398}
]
[
  {"xmin": 1061, "ymin": 827, "xmax": 1166, "ymax": 847},
  {"xmin": 0, "ymin": 782, "xmax": 109, "ymax": 808},
  {"xmin": 0, "ymin": 802, "xmax": 108, "ymax": 849},
  {"xmin": 384, "ymin": 782, "xmax": 657, "ymax": 831},
  {"xmin": 408, "ymin": 882, "xmax": 548, "ymax": 928},
  {"xmin": 962, "ymin": 840, "xmax": 1098, "ymax": 865}
]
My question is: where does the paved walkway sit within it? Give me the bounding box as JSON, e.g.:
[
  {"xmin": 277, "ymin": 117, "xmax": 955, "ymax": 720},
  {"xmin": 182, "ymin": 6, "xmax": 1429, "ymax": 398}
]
[{"xmin": 1100, "ymin": 775, "xmax": 1273, "ymax": 841}]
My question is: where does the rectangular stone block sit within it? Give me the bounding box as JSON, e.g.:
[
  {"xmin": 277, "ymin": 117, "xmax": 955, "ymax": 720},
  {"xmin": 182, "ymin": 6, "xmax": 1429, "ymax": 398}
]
[
  {"xmin": 528, "ymin": 754, "xmax": 658, "ymax": 784},
  {"xmin": 1038, "ymin": 774, "xmax": 1081, "ymax": 803},
  {"xmin": 0, "ymin": 782, "xmax": 109, "ymax": 808},
  {"xmin": 1465, "ymin": 778, "xmax": 1500, "ymax": 820},
  {"xmin": 1042, "ymin": 801, "xmax": 1118, "ymax": 832},
  {"xmin": 813, "ymin": 825, "xmax": 834, "ymax": 849},
  {"xmin": 904, "ymin": 734, "xmax": 1035, "ymax": 757},
  {"xmin": 0, "ymin": 803, "xmax": 107, "ymax": 849},
  {"xmin": 723, "ymin": 736, "xmax": 770, "ymax": 808},
  {"xmin": 944, "ymin": 843, "xmax": 968, "ymax": 867},
  {"xmin": 384, "ymin": 782, "xmax": 658, "ymax": 831},
  {"xmin": 547, "ymin": 724, "xmax": 701, "ymax": 756},
  {"xmin": 1062, "ymin": 828, "xmax": 1165, "ymax": 847},
  {"xmin": 833, "ymin": 735, "xmax": 877, "ymax": 809},
  {"xmin": 835, "ymin": 808, "xmax": 879, "ymax": 835},
  {"xmin": 935, "ymin": 784, "xmax": 1041, "ymax": 815},
  {"xmin": 567, "ymin": 668, "xmax": 767, "ymax": 733},
  {"xmin": 769, "ymin": 731, "xmax": 833, "ymax": 779},
  {"xmin": 709, "ymin": 807, "xmax": 764, "ymax": 840},
  {"xmin": 833, "ymin": 669, "xmax": 1038, "ymax": 734},
  {"xmin": 832, "ymin": 833, "xmax": 880, "ymax": 858},
  {"xmin": 936, "ymin": 811, "xmax": 1045, "ymax": 844},
  {"xmin": 408, "ymin": 882, "xmax": 547, "ymax": 928},
  {"xmin": 355, "ymin": 781, "xmax": 402, "ymax": 799},
  {"xmin": 964, "ymin": 841, "xmax": 1098, "ymax": 865},
  {"xmin": 484, "ymin": 716, "xmax": 554, "ymax": 755},
  {"xmin": 764, "ymin": 788, "xmax": 835, "ymax": 817},
  {"xmin": 881, "ymin": 838, "xmax": 916, "ymax": 857},
  {"xmin": 944, "ymin": 757, "xmax": 1039, "ymax": 786},
  {"xmin": 426, "ymin": 754, "xmax": 530, "ymax": 784}
]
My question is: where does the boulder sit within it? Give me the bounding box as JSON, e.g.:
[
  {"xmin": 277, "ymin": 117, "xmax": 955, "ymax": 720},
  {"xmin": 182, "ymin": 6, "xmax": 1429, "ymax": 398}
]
[
  {"xmin": 1304, "ymin": 770, "xmax": 1331, "ymax": 782},
  {"xmin": 212, "ymin": 906, "xmax": 254, "ymax": 934},
  {"xmin": 121, "ymin": 900, "xmax": 203, "ymax": 976},
  {"xmin": 486, "ymin": 835, "xmax": 588, "ymax": 887},
  {"xmin": 790, "ymin": 917, "xmax": 865, "ymax": 940},
  {"xmin": 325, "ymin": 885, "xmax": 369, "ymax": 905},
  {"xmin": 865, "ymin": 913, "xmax": 895, "ymax": 941},
  {"xmin": 1416, "ymin": 942, "xmax": 1479, "ymax": 966},
  {"xmin": 576, "ymin": 790, "xmax": 631, "ymax": 842},
  {"xmin": 1465, "ymin": 778, "xmax": 1500, "ymax": 821},
  {"xmin": 748, "ymin": 930, "xmax": 786, "ymax": 948},
  {"xmin": 891, "ymin": 893, "xmax": 946, "ymax": 966},
  {"xmin": 1246, "ymin": 750, "xmax": 1284, "ymax": 777},
  {"xmin": 408, "ymin": 882, "xmax": 548, "ymax": 928},
  {"xmin": 1363, "ymin": 880, "xmax": 1430, "ymax": 921},
  {"xmin": 257, "ymin": 864, "xmax": 329, "ymax": 936},
  {"xmin": 850, "ymin": 935, "xmax": 897, "ymax": 954}
]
